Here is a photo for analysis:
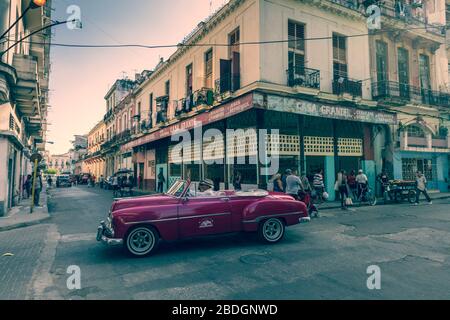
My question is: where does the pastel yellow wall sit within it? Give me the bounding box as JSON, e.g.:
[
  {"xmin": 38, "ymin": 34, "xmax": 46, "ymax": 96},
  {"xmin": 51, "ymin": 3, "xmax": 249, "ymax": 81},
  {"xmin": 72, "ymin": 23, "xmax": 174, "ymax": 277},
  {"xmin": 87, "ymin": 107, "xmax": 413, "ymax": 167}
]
[
  {"xmin": 259, "ymin": 0, "xmax": 371, "ymax": 99},
  {"xmin": 135, "ymin": 0, "xmax": 261, "ymax": 124}
]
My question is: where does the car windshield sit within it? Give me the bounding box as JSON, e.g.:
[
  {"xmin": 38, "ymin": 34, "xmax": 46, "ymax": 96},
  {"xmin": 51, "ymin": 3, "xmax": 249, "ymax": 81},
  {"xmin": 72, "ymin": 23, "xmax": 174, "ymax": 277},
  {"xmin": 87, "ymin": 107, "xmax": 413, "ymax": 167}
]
[{"xmin": 166, "ymin": 180, "xmax": 187, "ymax": 197}]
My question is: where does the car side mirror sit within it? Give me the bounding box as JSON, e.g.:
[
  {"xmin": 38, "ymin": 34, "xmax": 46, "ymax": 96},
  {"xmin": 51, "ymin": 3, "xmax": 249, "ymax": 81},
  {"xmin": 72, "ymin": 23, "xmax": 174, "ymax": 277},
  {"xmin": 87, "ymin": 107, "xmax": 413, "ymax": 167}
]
[{"xmin": 182, "ymin": 196, "xmax": 189, "ymax": 203}]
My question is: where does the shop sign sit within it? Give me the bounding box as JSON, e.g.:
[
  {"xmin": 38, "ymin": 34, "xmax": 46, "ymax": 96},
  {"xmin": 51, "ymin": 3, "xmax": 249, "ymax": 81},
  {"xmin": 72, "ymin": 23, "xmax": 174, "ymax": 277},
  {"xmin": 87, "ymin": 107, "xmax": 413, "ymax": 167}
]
[
  {"xmin": 122, "ymin": 93, "xmax": 253, "ymax": 151},
  {"xmin": 254, "ymin": 93, "xmax": 397, "ymax": 125}
]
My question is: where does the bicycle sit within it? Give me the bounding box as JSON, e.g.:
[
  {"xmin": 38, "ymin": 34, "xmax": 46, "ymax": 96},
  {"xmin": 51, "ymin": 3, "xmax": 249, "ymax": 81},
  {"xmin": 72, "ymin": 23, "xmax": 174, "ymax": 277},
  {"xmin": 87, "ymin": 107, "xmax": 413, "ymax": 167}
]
[{"xmin": 355, "ymin": 184, "xmax": 377, "ymax": 206}]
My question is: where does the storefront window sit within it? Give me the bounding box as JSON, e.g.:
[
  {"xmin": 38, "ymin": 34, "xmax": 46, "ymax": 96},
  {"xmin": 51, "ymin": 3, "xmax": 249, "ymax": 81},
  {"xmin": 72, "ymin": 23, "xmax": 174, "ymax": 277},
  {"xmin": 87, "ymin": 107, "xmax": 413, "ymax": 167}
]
[{"xmin": 402, "ymin": 158, "xmax": 436, "ymax": 182}]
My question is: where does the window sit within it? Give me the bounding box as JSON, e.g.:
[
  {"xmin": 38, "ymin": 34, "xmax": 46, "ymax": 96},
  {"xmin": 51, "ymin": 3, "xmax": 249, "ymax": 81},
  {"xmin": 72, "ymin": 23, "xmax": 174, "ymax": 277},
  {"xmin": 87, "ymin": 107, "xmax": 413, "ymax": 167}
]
[
  {"xmin": 332, "ymin": 33, "xmax": 347, "ymax": 78},
  {"xmin": 205, "ymin": 49, "xmax": 213, "ymax": 88},
  {"xmin": 165, "ymin": 80, "xmax": 170, "ymax": 98},
  {"xmin": 228, "ymin": 28, "xmax": 240, "ymax": 58},
  {"xmin": 419, "ymin": 54, "xmax": 431, "ymax": 90},
  {"xmin": 398, "ymin": 47, "xmax": 410, "ymax": 98},
  {"xmin": 288, "ymin": 21, "xmax": 305, "ymax": 75},
  {"xmin": 376, "ymin": 40, "xmax": 388, "ymax": 82},
  {"xmin": 149, "ymin": 93, "xmax": 153, "ymax": 123},
  {"xmin": 186, "ymin": 64, "xmax": 193, "ymax": 96},
  {"xmin": 137, "ymin": 102, "xmax": 141, "ymax": 120},
  {"xmin": 402, "ymin": 158, "xmax": 435, "ymax": 182},
  {"xmin": 407, "ymin": 125, "xmax": 425, "ymax": 138}
]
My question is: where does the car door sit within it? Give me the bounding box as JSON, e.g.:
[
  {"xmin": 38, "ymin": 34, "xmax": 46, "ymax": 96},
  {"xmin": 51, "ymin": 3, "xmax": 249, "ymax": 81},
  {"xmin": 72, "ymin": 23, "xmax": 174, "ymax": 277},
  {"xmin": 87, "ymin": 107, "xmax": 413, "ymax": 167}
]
[{"xmin": 178, "ymin": 195, "xmax": 232, "ymax": 239}]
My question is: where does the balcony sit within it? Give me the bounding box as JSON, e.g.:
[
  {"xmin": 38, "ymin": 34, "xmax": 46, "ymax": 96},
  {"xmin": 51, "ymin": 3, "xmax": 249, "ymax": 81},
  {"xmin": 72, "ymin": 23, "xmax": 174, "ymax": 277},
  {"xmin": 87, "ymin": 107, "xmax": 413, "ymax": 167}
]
[
  {"xmin": 156, "ymin": 96, "xmax": 169, "ymax": 124},
  {"xmin": 287, "ymin": 66, "xmax": 320, "ymax": 90},
  {"xmin": 12, "ymin": 54, "xmax": 40, "ymax": 117},
  {"xmin": 175, "ymin": 88, "xmax": 215, "ymax": 117},
  {"xmin": 377, "ymin": 0, "xmax": 446, "ymax": 38},
  {"xmin": 332, "ymin": 76, "xmax": 363, "ymax": 97},
  {"xmin": 372, "ymin": 81, "xmax": 450, "ymax": 108},
  {"xmin": 103, "ymin": 109, "xmax": 114, "ymax": 122},
  {"xmin": 215, "ymin": 73, "xmax": 241, "ymax": 95}
]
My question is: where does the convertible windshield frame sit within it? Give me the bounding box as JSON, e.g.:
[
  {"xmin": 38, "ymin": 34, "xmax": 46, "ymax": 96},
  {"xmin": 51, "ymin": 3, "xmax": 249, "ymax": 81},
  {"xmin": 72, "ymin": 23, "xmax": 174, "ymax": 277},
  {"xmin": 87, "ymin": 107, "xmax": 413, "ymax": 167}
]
[{"xmin": 166, "ymin": 180, "xmax": 188, "ymax": 197}]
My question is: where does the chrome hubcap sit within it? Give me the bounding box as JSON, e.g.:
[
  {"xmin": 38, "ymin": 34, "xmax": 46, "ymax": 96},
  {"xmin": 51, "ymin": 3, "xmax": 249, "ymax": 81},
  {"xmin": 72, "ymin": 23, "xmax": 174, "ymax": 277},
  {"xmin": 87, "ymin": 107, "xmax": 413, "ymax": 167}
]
[
  {"xmin": 129, "ymin": 229, "xmax": 154, "ymax": 253},
  {"xmin": 263, "ymin": 220, "xmax": 282, "ymax": 240}
]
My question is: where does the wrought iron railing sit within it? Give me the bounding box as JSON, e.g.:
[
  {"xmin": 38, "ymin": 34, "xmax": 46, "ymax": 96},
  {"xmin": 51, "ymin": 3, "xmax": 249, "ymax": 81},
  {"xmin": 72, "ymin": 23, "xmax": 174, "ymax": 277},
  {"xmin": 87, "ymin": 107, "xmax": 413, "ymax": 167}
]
[
  {"xmin": 372, "ymin": 80, "xmax": 450, "ymax": 108},
  {"xmin": 332, "ymin": 76, "xmax": 363, "ymax": 97},
  {"xmin": 287, "ymin": 66, "xmax": 320, "ymax": 90}
]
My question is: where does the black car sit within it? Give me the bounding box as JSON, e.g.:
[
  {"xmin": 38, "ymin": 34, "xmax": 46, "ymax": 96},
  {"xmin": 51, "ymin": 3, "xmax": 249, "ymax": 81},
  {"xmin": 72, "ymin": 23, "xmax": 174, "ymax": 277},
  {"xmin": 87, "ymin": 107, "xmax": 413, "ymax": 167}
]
[{"xmin": 56, "ymin": 175, "xmax": 72, "ymax": 188}]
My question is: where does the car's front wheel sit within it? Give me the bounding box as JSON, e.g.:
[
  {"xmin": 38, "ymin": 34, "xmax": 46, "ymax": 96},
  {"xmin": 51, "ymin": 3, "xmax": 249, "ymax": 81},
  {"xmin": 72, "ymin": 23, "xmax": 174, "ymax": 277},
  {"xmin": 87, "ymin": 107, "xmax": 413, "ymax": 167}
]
[
  {"xmin": 258, "ymin": 218, "xmax": 285, "ymax": 243},
  {"xmin": 125, "ymin": 226, "xmax": 159, "ymax": 257}
]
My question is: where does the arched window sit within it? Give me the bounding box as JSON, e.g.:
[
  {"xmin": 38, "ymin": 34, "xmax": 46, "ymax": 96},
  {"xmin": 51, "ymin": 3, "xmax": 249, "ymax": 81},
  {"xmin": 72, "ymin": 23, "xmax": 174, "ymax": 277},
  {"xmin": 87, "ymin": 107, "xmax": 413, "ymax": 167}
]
[{"xmin": 406, "ymin": 125, "xmax": 425, "ymax": 138}]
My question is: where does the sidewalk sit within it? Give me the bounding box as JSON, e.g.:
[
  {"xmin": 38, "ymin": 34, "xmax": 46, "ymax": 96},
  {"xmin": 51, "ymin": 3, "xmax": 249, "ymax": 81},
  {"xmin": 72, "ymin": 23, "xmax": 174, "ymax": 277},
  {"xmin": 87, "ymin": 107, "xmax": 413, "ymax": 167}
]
[
  {"xmin": 0, "ymin": 187, "xmax": 50, "ymax": 232},
  {"xmin": 319, "ymin": 191, "xmax": 450, "ymax": 211}
]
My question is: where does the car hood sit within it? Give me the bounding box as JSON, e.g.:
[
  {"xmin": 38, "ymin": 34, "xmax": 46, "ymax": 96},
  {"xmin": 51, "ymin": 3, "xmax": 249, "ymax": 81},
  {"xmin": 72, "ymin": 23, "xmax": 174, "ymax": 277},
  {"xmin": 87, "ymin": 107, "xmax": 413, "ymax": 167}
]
[{"xmin": 112, "ymin": 194, "xmax": 177, "ymax": 212}]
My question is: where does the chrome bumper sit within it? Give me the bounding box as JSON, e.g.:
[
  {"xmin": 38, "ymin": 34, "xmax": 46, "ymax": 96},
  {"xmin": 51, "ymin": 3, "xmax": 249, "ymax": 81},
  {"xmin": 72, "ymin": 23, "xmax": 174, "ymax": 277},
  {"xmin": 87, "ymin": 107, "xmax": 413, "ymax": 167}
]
[
  {"xmin": 97, "ymin": 221, "xmax": 123, "ymax": 246},
  {"xmin": 299, "ymin": 217, "xmax": 311, "ymax": 223}
]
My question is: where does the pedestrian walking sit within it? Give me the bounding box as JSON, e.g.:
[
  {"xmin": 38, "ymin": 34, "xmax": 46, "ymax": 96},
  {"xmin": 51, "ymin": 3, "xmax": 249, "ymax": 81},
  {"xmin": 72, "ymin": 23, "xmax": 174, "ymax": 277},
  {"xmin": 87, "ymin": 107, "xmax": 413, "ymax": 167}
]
[
  {"xmin": 47, "ymin": 175, "xmax": 53, "ymax": 188},
  {"xmin": 414, "ymin": 171, "xmax": 432, "ymax": 205},
  {"xmin": 347, "ymin": 170, "xmax": 357, "ymax": 198},
  {"xmin": 335, "ymin": 170, "xmax": 349, "ymax": 210},
  {"xmin": 301, "ymin": 172, "xmax": 312, "ymax": 193},
  {"xmin": 271, "ymin": 173, "xmax": 284, "ymax": 192},
  {"xmin": 282, "ymin": 169, "xmax": 291, "ymax": 192},
  {"xmin": 286, "ymin": 169, "xmax": 303, "ymax": 200},
  {"xmin": 313, "ymin": 169, "xmax": 325, "ymax": 201},
  {"xmin": 157, "ymin": 168, "xmax": 165, "ymax": 193},
  {"xmin": 31, "ymin": 171, "xmax": 43, "ymax": 207},
  {"xmin": 233, "ymin": 171, "xmax": 242, "ymax": 191},
  {"xmin": 23, "ymin": 175, "xmax": 32, "ymax": 199}
]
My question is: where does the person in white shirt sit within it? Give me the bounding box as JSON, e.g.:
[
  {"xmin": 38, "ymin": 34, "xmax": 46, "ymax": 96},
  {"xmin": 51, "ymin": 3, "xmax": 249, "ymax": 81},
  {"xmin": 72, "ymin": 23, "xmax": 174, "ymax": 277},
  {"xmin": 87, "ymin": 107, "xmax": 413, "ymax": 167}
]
[{"xmin": 356, "ymin": 169, "xmax": 368, "ymax": 198}]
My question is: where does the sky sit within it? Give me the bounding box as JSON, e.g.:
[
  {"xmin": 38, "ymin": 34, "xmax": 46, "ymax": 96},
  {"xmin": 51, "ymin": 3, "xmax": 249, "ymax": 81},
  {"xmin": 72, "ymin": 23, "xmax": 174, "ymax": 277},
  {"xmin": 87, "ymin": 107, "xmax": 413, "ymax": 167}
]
[{"xmin": 46, "ymin": 0, "xmax": 228, "ymax": 155}]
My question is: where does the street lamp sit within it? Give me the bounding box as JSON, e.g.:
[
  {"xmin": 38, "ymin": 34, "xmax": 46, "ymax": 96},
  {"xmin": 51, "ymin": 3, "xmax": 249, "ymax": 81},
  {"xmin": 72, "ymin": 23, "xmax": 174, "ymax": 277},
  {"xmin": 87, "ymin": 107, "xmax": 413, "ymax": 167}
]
[
  {"xmin": 1, "ymin": 18, "xmax": 79, "ymax": 58},
  {"xmin": 0, "ymin": 0, "xmax": 47, "ymax": 41}
]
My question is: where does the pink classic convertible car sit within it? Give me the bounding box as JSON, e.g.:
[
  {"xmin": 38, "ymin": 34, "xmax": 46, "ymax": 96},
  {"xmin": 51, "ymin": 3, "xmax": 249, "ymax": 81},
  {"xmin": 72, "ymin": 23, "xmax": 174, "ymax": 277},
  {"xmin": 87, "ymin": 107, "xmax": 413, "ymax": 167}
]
[{"xmin": 97, "ymin": 180, "xmax": 310, "ymax": 257}]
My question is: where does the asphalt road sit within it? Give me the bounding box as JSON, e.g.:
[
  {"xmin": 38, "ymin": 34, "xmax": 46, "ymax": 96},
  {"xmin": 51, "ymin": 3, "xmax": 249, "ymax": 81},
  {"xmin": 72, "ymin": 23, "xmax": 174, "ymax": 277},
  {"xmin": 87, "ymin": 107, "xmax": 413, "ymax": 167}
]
[{"xmin": 1, "ymin": 185, "xmax": 449, "ymax": 300}]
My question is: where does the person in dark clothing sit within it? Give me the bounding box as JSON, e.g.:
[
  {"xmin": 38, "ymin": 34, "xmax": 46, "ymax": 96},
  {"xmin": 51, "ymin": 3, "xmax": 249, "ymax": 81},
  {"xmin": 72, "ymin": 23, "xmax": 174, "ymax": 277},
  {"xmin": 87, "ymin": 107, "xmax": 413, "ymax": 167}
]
[
  {"xmin": 336, "ymin": 170, "xmax": 349, "ymax": 210},
  {"xmin": 23, "ymin": 175, "xmax": 32, "ymax": 199},
  {"xmin": 233, "ymin": 171, "xmax": 242, "ymax": 191},
  {"xmin": 157, "ymin": 168, "xmax": 165, "ymax": 193},
  {"xmin": 213, "ymin": 177, "xmax": 221, "ymax": 192},
  {"xmin": 272, "ymin": 173, "xmax": 284, "ymax": 192},
  {"xmin": 31, "ymin": 171, "xmax": 43, "ymax": 206}
]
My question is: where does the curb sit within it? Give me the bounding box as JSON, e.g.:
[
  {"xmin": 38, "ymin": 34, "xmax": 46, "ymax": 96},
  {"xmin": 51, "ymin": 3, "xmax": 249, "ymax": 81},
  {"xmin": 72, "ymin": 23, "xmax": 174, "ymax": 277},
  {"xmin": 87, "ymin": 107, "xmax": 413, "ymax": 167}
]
[
  {"xmin": 0, "ymin": 214, "xmax": 51, "ymax": 232},
  {"xmin": 0, "ymin": 187, "xmax": 51, "ymax": 232},
  {"xmin": 320, "ymin": 194, "xmax": 450, "ymax": 211}
]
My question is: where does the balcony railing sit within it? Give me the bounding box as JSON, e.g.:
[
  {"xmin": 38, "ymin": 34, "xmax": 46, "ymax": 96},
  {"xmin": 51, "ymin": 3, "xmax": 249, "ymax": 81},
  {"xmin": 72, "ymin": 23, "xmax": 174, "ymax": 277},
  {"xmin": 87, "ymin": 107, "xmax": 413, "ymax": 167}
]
[
  {"xmin": 287, "ymin": 66, "xmax": 320, "ymax": 90},
  {"xmin": 215, "ymin": 73, "xmax": 241, "ymax": 95},
  {"xmin": 332, "ymin": 76, "xmax": 363, "ymax": 97},
  {"xmin": 328, "ymin": 0, "xmax": 361, "ymax": 11},
  {"xmin": 377, "ymin": 0, "xmax": 446, "ymax": 36},
  {"xmin": 175, "ymin": 88, "xmax": 215, "ymax": 117},
  {"xmin": 372, "ymin": 80, "xmax": 450, "ymax": 108}
]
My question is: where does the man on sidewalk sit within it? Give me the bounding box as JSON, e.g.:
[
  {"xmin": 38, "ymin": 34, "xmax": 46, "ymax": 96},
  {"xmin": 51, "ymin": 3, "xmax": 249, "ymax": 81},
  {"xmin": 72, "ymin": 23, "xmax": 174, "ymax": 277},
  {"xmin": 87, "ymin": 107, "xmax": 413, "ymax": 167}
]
[
  {"xmin": 31, "ymin": 170, "xmax": 43, "ymax": 207},
  {"xmin": 415, "ymin": 171, "xmax": 432, "ymax": 205}
]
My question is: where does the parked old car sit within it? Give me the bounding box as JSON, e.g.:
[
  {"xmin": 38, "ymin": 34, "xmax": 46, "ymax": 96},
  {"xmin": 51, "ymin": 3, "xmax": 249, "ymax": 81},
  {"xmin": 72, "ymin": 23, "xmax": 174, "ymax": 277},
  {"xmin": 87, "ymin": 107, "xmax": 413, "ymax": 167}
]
[
  {"xmin": 97, "ymin": 180, "xmax": 310, "ymax": 257},
  {"xmin": 56, "ymin": 174, "xmax": 72, "ymax": 188}
]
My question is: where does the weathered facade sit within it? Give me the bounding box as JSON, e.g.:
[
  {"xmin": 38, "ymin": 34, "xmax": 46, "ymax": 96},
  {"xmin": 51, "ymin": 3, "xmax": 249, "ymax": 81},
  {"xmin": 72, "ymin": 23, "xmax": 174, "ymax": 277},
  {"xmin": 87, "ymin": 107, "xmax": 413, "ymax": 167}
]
[
  {"xmin": 89, "ymin": 0, "xmax": 449, "ymax": 197},
  {"xmin": 0, "ymin": 0, "xmax": 52, "ymax": 216}
]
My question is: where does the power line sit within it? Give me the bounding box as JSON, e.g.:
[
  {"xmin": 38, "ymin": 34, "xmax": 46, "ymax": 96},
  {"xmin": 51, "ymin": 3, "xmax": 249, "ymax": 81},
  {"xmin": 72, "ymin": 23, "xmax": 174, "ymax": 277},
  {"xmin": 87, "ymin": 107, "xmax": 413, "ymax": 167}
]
[{"xmin": 4, "ymin": 25, "xmax": 448, "ymax": 50}]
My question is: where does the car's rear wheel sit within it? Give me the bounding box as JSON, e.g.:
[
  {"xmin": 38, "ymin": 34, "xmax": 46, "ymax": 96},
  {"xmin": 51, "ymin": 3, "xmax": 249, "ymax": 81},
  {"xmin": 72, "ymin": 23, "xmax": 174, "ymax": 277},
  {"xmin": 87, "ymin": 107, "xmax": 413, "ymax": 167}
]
[
  {"xmin": 258, "ymin": 218, "xmax": 285, "ymax": 243},
  {"xmin": 125, "ymin": 226, "xmax": 159, "ymax": 257}
]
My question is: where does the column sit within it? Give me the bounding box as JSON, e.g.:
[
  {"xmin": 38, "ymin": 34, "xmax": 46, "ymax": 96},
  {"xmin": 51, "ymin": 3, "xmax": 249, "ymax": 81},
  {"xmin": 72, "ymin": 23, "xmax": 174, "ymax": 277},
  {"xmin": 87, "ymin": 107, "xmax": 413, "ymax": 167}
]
[{"xmin": 324, "ymin": 156, "xmax": 336, "ymax": 201}]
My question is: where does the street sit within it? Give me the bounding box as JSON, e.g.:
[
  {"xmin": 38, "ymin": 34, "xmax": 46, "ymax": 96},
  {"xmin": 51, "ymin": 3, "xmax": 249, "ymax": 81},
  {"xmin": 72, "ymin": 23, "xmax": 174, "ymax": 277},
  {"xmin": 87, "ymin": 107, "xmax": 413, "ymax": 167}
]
[{"xmin": 1, "ymin": 185, "xmax": 449, "ymax": 300}]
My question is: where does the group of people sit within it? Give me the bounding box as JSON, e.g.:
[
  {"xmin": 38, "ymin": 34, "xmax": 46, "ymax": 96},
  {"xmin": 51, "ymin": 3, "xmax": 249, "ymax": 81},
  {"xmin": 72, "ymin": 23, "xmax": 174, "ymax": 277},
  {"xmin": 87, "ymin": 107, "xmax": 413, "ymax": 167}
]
[
  {"xmin": 271, "ymin": 169, "xmax": 327, "ymax": 200},
  {"xmin": 22, "ymin": 171, "xmax": 43, "ymax": 207},
  {"xmin": 270, "ymin": 168, "xmax": 373, "ymax": 211}
]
